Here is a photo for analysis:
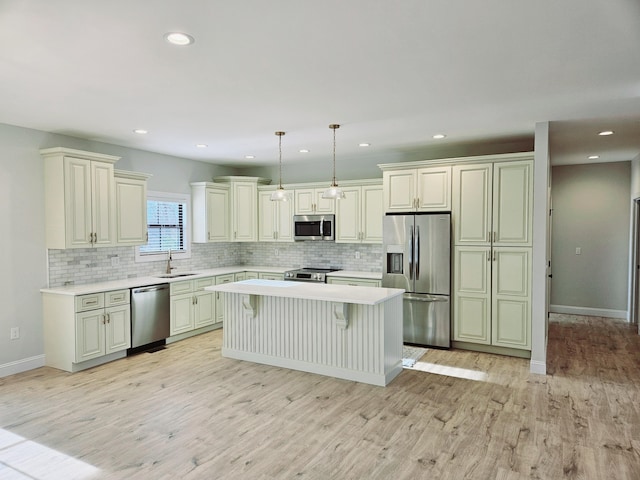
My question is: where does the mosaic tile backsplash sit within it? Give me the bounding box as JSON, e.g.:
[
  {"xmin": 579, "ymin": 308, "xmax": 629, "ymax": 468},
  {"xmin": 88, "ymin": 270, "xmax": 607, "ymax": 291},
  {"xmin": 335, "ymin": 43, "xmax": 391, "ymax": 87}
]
[{"xmin": 47, "ymin": 242, "xmax": 383, "ymax": 287}]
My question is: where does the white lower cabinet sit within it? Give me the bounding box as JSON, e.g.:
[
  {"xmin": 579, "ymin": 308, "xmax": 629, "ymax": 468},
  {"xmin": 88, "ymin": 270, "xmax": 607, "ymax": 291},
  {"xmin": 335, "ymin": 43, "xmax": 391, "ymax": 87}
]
[
  {"xmin": 453, "ymin": 246, "xmax": 531, "ymax": 350},
  {"xmin": 235, "ymin": 272, "xmax": 259, "ymax": 281},
  {"xmin": 258, "ymin": 272, "xmax": 284, "ymax": 281},
  {"xmin": 170, "ymin": 277, "xmax": 216, "ymax": 336},
  {"xmin": 327, "ymin": 277, "xmax": 381, "ymax": 287},
  {"xmin": 43, "ymin": 289, "xmax": 131, "ymax": 372},
  {"xmin": 215, "ymin": 274, "xmax": 236, "ymax": 324}
]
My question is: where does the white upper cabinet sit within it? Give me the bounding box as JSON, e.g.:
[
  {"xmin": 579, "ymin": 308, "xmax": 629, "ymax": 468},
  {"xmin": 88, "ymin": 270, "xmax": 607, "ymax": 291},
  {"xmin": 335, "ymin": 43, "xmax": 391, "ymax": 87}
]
[
  {"xmin": 213, "ymin": 176, "xmax": 270, "ymax": 242},
  {"xmin": 191, "ymin": 182, "xmax": 230, "ymax": 243},
  {"xmin": 41, "ymin": 147, "xmax": 119, "ymax": 249},
  {"xmin": 383, "ymin": 166, "xmax": 451, "ymax": 213},
  {"xmin": 114, "ymin": 170, "xmax": 151, "ymax": 246},
  {"xmin": 453, "ymin": 160, "xmax": 532, "ymax": 247},
  {"xmin": 336, "ymin": 184, "xmax": 383, "ymax": 243},
  {"xmin": 294, "ymin": 188, "xmax": 335, "ymax": 215},
  {"xmin": 258, "ymin": 190, "xmax": 294, "ymax": 242}
]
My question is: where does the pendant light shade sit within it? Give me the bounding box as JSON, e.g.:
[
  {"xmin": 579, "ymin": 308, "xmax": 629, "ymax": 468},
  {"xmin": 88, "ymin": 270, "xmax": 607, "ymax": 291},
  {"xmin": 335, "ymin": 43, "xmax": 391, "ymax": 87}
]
[
  {"xmin": 322, "ymin": 124, "xmax": 345, "ymax": 200},
  {"xmin": 271, "ymin": 131, "xmax": 290, "ymax": 201}
]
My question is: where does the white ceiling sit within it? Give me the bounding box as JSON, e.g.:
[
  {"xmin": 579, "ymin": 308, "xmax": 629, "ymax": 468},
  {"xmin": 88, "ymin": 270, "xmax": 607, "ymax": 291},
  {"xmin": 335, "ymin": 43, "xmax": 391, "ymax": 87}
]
[{"xmin": 1, "ymin": 0, "xmax": 639, "ymax": 167}]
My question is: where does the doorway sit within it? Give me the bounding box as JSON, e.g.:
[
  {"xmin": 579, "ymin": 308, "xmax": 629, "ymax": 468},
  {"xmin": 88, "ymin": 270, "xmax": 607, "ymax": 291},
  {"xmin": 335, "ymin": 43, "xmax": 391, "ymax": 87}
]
[{"xmin": 630, "ymin": 198, "xmax": 640, "ymax": 326}]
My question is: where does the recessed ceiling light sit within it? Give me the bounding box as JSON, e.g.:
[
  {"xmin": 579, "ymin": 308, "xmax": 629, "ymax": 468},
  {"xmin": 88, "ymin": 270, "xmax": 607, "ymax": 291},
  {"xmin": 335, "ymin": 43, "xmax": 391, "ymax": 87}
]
[
  {"xmin": 588, "ymin": 155, "xmax": 600, "ymax": 159},
  {"xmin": 245, "ymin": 155, "xmax": 255, "ymax": 159},
  {"xmin": 195, "ymin": 144, "xmax": 207, "ymax": 148},
  {"xmin": 164, "ymin": 32, "xmax": 195, "ymax": 46},
  {"xmin": 133, "ymin": 129, "xmax": 148, "ymax": 135},
  {"xmin": 359, "ymin": 143, "xmax": 370, "ymax": 147},
  {"xmin": 299, "ymin": 149, "xmax": 310, "ymax": 153},
  {"xmin": 598, "ymin": 130, "xmax": 614, "ymax": 136},
  {"xmin": 433, "ymin": 134, "xmax": 446, "ymax": 139}
]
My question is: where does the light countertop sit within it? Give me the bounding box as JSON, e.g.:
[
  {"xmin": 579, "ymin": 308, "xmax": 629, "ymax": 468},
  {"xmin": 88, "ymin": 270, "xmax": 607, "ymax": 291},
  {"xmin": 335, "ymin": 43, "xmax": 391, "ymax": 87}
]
[
  {"xmin": 40, "ymin": 266, "xmax": 289, "ymax": 296},
  {"xmin": 207, "ymin": 279, "xmax": 403, "ymax": 306}
]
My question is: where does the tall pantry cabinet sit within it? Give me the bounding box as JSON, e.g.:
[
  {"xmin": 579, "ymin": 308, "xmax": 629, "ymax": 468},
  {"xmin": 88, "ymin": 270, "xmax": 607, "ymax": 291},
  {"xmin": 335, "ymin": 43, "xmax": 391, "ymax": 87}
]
[{"xmin": 452, "ymin": 159, "xmax": 533, "ymax": 351}]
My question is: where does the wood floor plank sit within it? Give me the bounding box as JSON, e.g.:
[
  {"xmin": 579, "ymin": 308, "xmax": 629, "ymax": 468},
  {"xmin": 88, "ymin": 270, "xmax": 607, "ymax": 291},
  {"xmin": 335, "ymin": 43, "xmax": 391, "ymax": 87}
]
[{"xmin": 1, "ymin": 314, "xmax": 640, "ymax": 478}]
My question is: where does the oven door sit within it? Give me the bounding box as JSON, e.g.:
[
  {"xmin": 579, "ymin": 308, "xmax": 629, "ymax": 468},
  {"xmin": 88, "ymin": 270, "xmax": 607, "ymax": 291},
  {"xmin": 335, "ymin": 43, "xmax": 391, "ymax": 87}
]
[{"xmin": 293, "ymin": 215, "xmax": 335, "ymax": 241}]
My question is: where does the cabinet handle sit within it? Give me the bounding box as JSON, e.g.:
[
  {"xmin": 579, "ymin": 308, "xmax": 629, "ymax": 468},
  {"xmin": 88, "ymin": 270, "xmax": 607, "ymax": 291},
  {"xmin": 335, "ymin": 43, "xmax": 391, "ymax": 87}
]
[
  {"xmin": 106, "ymin": 313, "xmax": 110, "ymax": 324},
  {"xmin": 208, "ymin": 232, "xmax": 211, "ymax": 240},
  {"xmin": 102, "ymin": 314, "xmax": 106, "ymax": 324},
  {"xmin": 234, "ymin": 231, "xmax": 237, "ymax": 239},
  {"xmin": 493, "ymin": 231, "xmax": 496, "ymax": 243},
  {"xmin": 493, "ymin": 250, "xmax": 496, "ymax": 262},
  {"xmin": 416, "ymin": 197, "xmax": 420, "ymax": 208},
  {"xmin": 146, "ymin": 232, "xmax": 149, "ymax": 242},
  {"xmin": 93, "ymin": 232, "xmax": 97, "ymax": 244}
]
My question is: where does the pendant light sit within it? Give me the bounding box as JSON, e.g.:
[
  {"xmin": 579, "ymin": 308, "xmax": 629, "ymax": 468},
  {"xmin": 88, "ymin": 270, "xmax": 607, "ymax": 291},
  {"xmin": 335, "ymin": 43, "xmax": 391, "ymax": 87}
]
[
  {"xmin": 270, "ymin": 131, "xmax": 290, "ymax": 201},
  {"xmin": 322, "ymin": 124, "xmax": 345, "ymax": 199}
]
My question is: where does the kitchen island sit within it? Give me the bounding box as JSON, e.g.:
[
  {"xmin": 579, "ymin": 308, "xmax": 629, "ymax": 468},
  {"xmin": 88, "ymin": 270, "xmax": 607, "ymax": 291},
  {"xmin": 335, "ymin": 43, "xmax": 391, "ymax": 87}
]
[{"xmin": 206, "ymin": 279, "xmax": 404, "ymax": 386}]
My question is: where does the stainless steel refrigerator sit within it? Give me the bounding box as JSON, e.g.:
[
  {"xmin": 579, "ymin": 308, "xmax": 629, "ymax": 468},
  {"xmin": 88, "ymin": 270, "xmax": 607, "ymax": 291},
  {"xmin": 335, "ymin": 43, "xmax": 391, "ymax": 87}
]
[{"xmin": 382, "ymin": 213, "xmax": 451, "ymax": 348}]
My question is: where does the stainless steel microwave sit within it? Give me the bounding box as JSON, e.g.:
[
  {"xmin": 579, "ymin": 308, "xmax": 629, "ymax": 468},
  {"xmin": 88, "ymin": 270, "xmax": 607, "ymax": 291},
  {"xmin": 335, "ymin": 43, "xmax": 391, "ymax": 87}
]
[{"xmin": 293, "ymin": 214, "xmax": 335, "ymax": 241}]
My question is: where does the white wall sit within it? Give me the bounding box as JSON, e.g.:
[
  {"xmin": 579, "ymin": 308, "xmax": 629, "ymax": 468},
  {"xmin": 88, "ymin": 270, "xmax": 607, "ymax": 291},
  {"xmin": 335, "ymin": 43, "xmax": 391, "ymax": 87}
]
[
  {"xmin": 0, "ymin": 122, "xmax": 233, "ymax": 376},
  {"xmin": 551, "ymin": 161, "xmax": 631, "ymax": 318}
]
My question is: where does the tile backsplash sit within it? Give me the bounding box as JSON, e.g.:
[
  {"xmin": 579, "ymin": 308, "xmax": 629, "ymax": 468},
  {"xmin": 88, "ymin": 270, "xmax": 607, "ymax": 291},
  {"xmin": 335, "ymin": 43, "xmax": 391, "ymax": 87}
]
[{"xmin": 47, "ymin": 242, "xmax": 382, "ymax": 287}]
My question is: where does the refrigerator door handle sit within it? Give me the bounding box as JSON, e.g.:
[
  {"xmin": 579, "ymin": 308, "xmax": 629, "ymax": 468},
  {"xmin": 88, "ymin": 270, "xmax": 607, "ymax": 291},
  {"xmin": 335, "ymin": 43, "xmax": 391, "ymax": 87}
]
[
  {"xmin": 415, "ymin": 225, "xmax": 420, "ymax": 280},
  {"xmin": 409, "ymin": 225, "xmax": 414, "ymax": 280},
  {"xmin": 404, "ymin": 293, "xmax": 449, "ymax": 302}
]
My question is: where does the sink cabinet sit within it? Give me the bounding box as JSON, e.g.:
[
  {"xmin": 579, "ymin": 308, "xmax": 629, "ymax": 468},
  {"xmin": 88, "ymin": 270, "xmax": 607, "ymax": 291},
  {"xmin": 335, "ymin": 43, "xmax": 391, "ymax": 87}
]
[{"xmin": 170, "ymin": 277, "xmax": 216, "ymax": 336}]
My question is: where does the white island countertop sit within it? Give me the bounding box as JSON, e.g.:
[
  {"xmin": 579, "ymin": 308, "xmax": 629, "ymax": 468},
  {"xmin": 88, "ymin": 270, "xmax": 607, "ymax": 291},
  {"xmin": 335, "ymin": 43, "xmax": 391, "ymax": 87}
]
[{"xmin": 207, "ymin": 279, "xmax": 403, "ymax": 306}]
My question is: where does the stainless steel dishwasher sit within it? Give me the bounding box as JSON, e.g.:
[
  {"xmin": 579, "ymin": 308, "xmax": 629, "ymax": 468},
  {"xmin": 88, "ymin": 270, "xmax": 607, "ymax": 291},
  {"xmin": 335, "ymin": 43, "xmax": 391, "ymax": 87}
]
[{"xmin": 130, "ymin": 284, "xmax": 170, "ymax": 352}]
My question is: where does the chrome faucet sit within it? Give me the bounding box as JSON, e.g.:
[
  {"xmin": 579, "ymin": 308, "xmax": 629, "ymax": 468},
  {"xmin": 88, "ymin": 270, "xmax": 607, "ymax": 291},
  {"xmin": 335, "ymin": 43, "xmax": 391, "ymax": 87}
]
[{"xmin": 166, "ymin": 249, "xmax": 175, "ymax": 274}]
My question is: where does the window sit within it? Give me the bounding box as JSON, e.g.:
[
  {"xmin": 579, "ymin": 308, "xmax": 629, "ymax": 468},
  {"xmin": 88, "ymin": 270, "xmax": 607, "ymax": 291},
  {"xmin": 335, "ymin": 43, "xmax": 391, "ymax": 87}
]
[{"xmin": 135, "ymin": 192, "xmax": 191, "ymax": 263}]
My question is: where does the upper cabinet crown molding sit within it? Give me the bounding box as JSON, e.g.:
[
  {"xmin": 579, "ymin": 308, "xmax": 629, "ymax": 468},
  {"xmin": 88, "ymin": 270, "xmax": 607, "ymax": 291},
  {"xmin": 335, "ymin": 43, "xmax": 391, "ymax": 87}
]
[
  {"xmin": 40, "ymin": 147, "xmax": 121, "ymax": 165},
  {"xmin": 377, "ymin": 152, "xmax": 534, "ymax": 172}
]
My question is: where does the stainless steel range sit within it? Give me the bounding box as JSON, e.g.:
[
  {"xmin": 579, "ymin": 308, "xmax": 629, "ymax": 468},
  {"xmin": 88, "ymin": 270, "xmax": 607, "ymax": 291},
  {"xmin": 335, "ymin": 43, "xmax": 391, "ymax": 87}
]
[{"xmin": 284, "ymin": 267, "xmax": 341, "ymax": 283}]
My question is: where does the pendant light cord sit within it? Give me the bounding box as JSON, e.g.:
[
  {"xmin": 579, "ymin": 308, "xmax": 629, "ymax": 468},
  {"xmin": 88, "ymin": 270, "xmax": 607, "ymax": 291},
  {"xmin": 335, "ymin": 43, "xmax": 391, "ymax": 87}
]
[
  {"xmin": 276, "ymin": 131, "xmax": 285, "ymax": 189},
  {"xmin": 330, "ymin": 124, "xmax": 340, "ymax": 187}
]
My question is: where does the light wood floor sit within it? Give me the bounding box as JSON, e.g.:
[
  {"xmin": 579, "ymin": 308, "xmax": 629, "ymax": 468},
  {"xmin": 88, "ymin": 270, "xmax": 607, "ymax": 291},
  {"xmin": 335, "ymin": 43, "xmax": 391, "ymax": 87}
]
[{"xmin": 1, "ymin": 314, "xmax": 639, "ymax": 479}]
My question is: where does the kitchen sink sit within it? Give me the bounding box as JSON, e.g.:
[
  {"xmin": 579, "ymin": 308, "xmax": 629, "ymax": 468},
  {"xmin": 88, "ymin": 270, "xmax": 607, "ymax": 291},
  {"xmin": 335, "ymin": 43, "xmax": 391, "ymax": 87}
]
[{"xmin": 155, "ymin": 272, "xmax": 199, "ymax": 278}]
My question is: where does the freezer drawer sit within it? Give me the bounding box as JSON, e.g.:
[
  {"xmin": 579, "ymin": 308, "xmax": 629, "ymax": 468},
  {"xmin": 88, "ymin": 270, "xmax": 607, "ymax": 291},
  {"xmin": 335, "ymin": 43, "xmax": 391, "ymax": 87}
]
[{"xmin": 403, "ymin": 293, "xmax": 450, "ymax": 348}]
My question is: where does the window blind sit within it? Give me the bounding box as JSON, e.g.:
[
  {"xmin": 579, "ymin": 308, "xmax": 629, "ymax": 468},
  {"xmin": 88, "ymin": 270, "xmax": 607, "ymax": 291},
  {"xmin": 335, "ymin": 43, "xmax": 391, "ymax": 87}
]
[{"xmin": 139, "ymin": 199, "xmax": 185, "ymax": 254}]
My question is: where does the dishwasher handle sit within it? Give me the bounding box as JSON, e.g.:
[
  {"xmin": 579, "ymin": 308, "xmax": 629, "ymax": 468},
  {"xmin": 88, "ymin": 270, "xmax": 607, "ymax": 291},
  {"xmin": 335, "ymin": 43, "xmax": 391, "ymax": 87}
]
[{"xmin": 132, "ymin": 284, "xmax": 170, "ymax": 294}]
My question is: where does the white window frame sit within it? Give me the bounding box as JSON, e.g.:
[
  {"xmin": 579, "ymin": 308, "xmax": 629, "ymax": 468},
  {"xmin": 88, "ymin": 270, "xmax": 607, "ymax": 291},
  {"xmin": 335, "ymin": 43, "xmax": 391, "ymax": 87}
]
[{"xmin": 135, "ymin": 191, "xmax": 191, "ymax": 263}]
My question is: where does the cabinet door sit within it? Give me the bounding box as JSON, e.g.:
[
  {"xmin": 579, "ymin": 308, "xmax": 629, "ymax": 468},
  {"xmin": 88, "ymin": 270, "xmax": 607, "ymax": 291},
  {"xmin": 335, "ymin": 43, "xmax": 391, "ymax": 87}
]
[
  {"xmin": 115, "ymin": 177, "xmax": 147, "ymax": 246},
  {"xmin": 361, "ymin": 185, "xmax": 383, "ymax": 243},
  {"xmin": 452, "ymin": 163, "xmax": 492, "ymax": 245},
  {"xmin": 232, "ymin": 182, "xmax": 257, "ymax": 241},
  {"xmin": 194, "ymin": 291, "xmax": 216, "ymax": 329},
  {"xmin": 207, "ymin": 187, "xmax": 230, "ymax": 242},
  {"xmin": 275, "ymin": 194, "xmax": 294, "ymax": 242},
  {"xmin": 327, "ymin": 277, "xmax": 381, "ymax": 287},
  {"xmin": 491, "ymin": 248, "xmax": 531, "ymax": 349},
  {"xmin": 75, "ymin": 309, "xmax": 106, "ymax": 362},
  {"xmin": 215, "ymin": 274, "xmax": 235, "ymax": 324},
  {"xmin": 383, "ymin": 170, "xmax": 416, "ymax": 212},
  {"xmin": 453, "ymin": 246, "xmax": 491, "ymax": 344},
  {"xmin": 64, "ymin": 157, "xmax": 93, "ymax": 247},
  {"xmin": 105, "ymin": 305, "xmax": 131, "ymax": 354},
  {"xmin": 417, "ymin": 166, "xmax": 451, "ymax": 211},
  {"xmin": 258, "ymin": 191, "xmax": 277, "ymax": 241},
  {"xmin": 336, "ymin": 187, "xmax": 361, "ymax": 243},
  {"xmin": 493, "ymin": 161, "xmax": 533, "ymax": 246},
  {"xmin": 170, "ymin": 292, "xmax": 194, "ymax": 335},
  {"xmin": 314, "ymin": 189, "xmax": 335, "ymax": 214},
  {"xmin": 294, "ymin": 189, "xmax": 315, "ymax": 215},
  {"xmin": 91, "ymin": 160, "xmax": 115, "ymax": 247}
]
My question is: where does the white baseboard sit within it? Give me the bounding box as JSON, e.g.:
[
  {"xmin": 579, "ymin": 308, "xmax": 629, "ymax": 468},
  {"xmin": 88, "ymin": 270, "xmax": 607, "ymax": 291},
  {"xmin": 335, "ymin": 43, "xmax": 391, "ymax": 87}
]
[
  {"xmin": 0, "ymin": 355, "xmax": 45, "ymax": 378},
  {"xmin": 529, "ymin": 360, "xmax": 547, "ymax": 375},
  {"xmin": 549, "ymin": 305, "xmax": 628, "ymax": 320}
]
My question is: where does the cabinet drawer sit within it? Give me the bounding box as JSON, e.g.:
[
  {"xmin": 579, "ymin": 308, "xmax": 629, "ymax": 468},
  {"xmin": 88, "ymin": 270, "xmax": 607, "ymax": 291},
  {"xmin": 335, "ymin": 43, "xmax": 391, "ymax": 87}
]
[
  {"xmin": 194, "ymin": 277, "xmax": 214, "ymax": 291},
  {"xmin": 75, "ymin": 293, "xmax": 105, "ymax": 312},
  {"xmin": 170, "ymin": 280, "xmax": 193, "ymax": 295},
  {"xmin": 105, "ymin": 289, "xmax": 130, "ymax": 307},
  {"xmin": 328, "ymin": 277, "xmax": 381, "ymax": 287},
  {"xmin": 215, "ymin": 274, "xmax": 235, "ymax": 285}
]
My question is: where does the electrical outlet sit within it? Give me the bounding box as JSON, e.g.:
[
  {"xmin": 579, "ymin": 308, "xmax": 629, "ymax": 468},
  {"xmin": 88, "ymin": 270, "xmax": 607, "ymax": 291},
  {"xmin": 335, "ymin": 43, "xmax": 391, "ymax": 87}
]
[
  {"xmin": 111, "ymin": 256, "xmax": 120, "ymax": 266},
  {"xmin": 355, "ymin": 251, "xmax": 361, "ymax": 259},
  {"xmin": 274, "ymin": 249, "xmax": 279, "ymax": 256},
  {"xmin": 10, "ymin": 327, "xmax": 19, "ymax": 340},
  {"xmin": 575, "ymin": 247, "xmax": 581, "ymax": 255}
]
